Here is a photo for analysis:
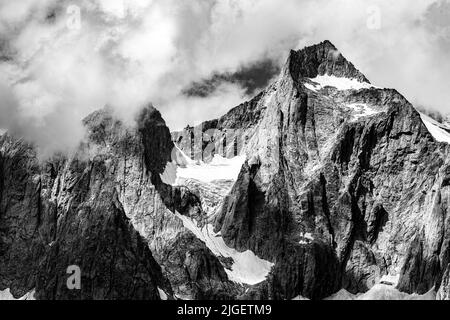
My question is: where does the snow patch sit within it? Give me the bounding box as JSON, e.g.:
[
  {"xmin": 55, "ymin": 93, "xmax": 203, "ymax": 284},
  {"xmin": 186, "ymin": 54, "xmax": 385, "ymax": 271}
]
[
  {"xmin": 324, "ymin": 289, "xmax": 356, "ymax": 300},
  {"xmin": 346, "ymin": 103, "xmax": 382, "ymax": 120},
  {"xmin": 420, "ymin": 113, "xmax": 450, "ymax": 144},
  {"xmin": 160, "ymin": 161, "xmax": 178, "ymax": 185},
  {"xmin": 357, "ymin": 285, "xmax": 435, "ymax": 300},
  {"xmin": 173, "ymin": 144, "xmax": 195, "ymax": 166},
  {"xmin": 177, "ymin": 155, "xmax": 246, "ymax": 185},
  {"xmin": 380, "ymin": 274, "xmax": 400, "ymax": 286},
  {"xmin": 176, "ymin": 213, "xmax": 274, "ymax": 285},
  {"xmin": 291, "ymin": 295, "xmax": 310, "ymax": 300},
  {"xmin": 324, "ymin": 284, "xmax": 435, "ymax": 300},
  {"xmin": 157, "ymin": 287, "xmax": 168, "ymax": 300},
  {"xmin": 160, "ymin": 145, "xmax": 246, "ymax": 185},
  {"xmin": 299, "ymin": 232, "xmax": 314, "ymax": 245},
  {"xmin": 305, "ymin": 75, "xmax": 377, "ymax": 92},
  {"xmin": 0, "ymin": 288, "xmax": 35, "ymax": 300}
]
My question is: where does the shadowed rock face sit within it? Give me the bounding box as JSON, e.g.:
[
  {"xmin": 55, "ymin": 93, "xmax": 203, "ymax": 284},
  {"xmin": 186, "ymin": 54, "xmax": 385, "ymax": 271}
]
[
  {"xmin": 0, "ymin": 133, "xmax": 168, "ymax": 299},
  {"xmin": 2, "ymin": 41, "xmax": 450, "ymax": 300},
  {"xmin": 288, "ymin": 40, "xmax": 370, "ymax": 82},
  {"xmin": 0, "ymin": 105, "xmax": 241, "ymax": 300},
  {"xmin": 0, "ymin": 106, "xmax": 178, "ymax": 299},
  {"xmin": 174, "ymin": 41, "xmax": 450, "ymax": 299}
]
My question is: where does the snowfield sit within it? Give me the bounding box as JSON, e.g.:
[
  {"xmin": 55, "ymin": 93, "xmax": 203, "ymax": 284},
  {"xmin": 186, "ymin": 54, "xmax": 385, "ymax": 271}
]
[
  {"xmin": 379, "ymin": 274, "xmax": 400, "ymax": 286},
  {"xmin": 166, "ymin": 145, "xmax": 273, "ymax": 285},
  {"xmin": 304, "ymin": 75, "xmax": 377, "ymax": 92},
  {"xmin": 419, "ymin": 112, "xmax": 450, "ymax": 144},
  {"xmin": 176, "ymin": 213, "xmax": 274, "ymax": 285},
  {"xmin": 160, "ymin": 147, "xmax": 246, "ymax": 185},
  {"xmin": 175, "ymin": 155, "xmax": 246, "ymax": 184}
]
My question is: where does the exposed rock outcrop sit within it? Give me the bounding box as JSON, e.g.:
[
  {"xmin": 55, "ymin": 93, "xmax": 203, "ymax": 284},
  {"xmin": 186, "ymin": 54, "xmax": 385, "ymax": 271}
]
[
  {"xmin": 2, "ymin": 40, "xmax": 450, "ymax": 300},
  {"xmin": 0, "ymin": 105, "xmax": 240, "ymax": 300},
  {"xmin": 173, "ymin": 41, "xmax": 450, "ymax": 299}
]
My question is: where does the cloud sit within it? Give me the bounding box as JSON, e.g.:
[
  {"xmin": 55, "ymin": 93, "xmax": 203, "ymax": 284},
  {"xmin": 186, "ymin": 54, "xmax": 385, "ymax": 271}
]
[
  {"xmin": 183, "ymin": 58, "xmax": 280, "ymax": 98},
  {"xmin": 164, "ymin": 82, "xmax": 248, "ymax": 131},
  {"xmin": 0, "ymin": 0, "xmax": 449, "ymax": 157}
]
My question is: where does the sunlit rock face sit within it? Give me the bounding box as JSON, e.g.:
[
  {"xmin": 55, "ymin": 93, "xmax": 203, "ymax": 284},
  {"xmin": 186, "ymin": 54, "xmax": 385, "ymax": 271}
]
[
  {"xmin": 173, "ymin": 41, "xmax": 450, "ymax": 300},
  {"xmin": 2, "ymin": 41, "xmax": 450, "ymax": 300},
  {"xmin": 0, "ymin": 106, "xmax": 171, "ymax": 300},
  {"xmin": 0, "ymin": 105, "xmax": 243, "ymax": 300}
]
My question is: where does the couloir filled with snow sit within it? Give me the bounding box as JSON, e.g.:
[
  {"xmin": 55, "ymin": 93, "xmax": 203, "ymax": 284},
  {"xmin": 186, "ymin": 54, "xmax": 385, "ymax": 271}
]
[
  {"xmin": 161, "ymin": 146, "xmax": 273, "ymax": 285},
  {"xmin": 304, "ymin": 75, "xmax": 377, "ymax": 92},
  {"xmin": 176, "ymin": 213, "xmax": 274, "ymax": 285}
]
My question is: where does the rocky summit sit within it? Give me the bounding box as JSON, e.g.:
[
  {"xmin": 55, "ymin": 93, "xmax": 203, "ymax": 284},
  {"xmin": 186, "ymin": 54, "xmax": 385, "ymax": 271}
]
[{"xmin": 1, "ymin": 41, "xmax": 450, "ymax": 300}]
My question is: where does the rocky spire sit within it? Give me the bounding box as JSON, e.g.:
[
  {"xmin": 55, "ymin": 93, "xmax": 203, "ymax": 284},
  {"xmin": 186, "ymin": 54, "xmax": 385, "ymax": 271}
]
[{"xmin": 287, "ymin": 40, "xmax": 370, "ymax": 83}]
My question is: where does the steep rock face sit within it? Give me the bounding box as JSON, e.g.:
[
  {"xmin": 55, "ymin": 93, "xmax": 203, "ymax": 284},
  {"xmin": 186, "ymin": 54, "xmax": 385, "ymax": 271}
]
[
  {"xmin": 288, "ymin": 40, "xmax": 369, "ymax": 82},
  {"xmin": 0, "ymin": 139, "xmax": 46, "ymax": 297},
  {"xmin": 88, "ymin": 107, "xmax": 240, "ymax": 299},
  {"xmin": 173, "ymin": 41, "xmax": 450, "ymax": 299},
  {"xmin": 0, "ymin": 106, "xmax": 239, "ymax": 300},
  {"xmin": 3, "ymin": 40, "xmax": 450, "ymax": 300},
  {"xmin": 437, "ymin": 265, "xmax": 450, "ymax": 300},
  {"xmin": 0, "ymin": 134, "xmax": 168, "ymax": 299}
]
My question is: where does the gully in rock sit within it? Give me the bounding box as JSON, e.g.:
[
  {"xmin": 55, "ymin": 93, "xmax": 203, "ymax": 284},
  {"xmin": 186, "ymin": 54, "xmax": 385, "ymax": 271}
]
[{"xmin": 0, "ymin": 1, "xmax": 449, "ymax": 307}]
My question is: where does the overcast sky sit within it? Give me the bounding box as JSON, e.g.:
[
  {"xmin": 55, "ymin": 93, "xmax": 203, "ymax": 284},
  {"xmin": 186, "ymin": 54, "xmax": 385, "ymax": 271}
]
[{"xmin": 0, "ymin": 0, "xmax": 449, "ymax": 156}]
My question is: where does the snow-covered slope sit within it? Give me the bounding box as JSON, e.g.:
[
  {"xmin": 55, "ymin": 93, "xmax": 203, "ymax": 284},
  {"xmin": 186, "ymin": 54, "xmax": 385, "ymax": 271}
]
[
  {"xmin": 161, "ymin": 144, "xmax": 273, "ymax": 285},
  {"xmin": 346, "ymin": 103, "xmax": 383, "ymax": 121},
  {"xmin": 419, "ymin": 112, "xmax": 450, "ymax": 144},
  {"xmin": 160, "ymin": 148, "xmax": 246, "ymax": 185},
  {"xmin": 176, "ymin": 155, "xmax": 246, "ymax": 184},
  {"xmin": 305, "ymin": 75, "xmax": 377, "ymax": 92},
  {"xmin": 176, "ymin": 213, "xmax": 274, "ymax": 285}
]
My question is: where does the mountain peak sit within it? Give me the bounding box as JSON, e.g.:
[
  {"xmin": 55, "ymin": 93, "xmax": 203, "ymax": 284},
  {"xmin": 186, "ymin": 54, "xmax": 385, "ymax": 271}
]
[{"xmin": 287, "ymin": 40, "xmax": 370, "ymax": 83}]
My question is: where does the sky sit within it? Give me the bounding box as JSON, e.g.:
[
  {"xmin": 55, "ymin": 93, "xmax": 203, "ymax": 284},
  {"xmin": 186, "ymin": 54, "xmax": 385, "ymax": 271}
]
[{"xmin": 0, "ymin": 0, "xmax": 449, "ymax": 156}]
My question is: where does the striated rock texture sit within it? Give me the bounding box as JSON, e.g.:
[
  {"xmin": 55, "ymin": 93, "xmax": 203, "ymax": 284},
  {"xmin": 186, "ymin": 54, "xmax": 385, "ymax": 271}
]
[
  {"xmin": 0, "ymin": 105, "xmax": 240, "ymax": 300},
  {"xmin": 288, "ymin": 40, "xmax": 370, "ymax": 82},
  {"xmin": 2, "ymin": 40, "xmax": 450, "ymax": 300},
  {"xmin": 173, "ymin": 40, "xmax": 450, "ymax": 300},
  {"xmin": 0, "ymin": 127, "xmax": 168, "ymax": 299}
]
